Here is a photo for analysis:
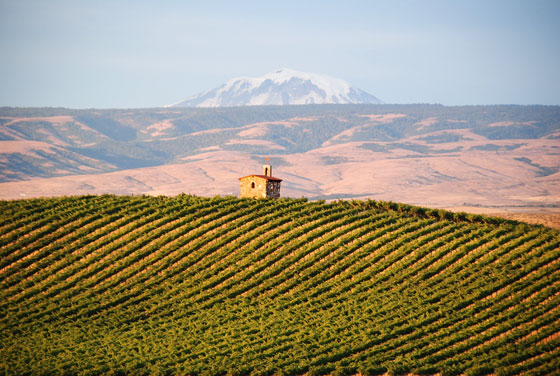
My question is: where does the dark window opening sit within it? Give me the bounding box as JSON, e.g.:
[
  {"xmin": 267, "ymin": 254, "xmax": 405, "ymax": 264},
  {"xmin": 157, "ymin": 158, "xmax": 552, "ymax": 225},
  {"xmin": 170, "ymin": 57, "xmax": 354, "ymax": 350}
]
[{"xmin": 251, "ymin": 182, "xmax": 255, "ymax": 189}]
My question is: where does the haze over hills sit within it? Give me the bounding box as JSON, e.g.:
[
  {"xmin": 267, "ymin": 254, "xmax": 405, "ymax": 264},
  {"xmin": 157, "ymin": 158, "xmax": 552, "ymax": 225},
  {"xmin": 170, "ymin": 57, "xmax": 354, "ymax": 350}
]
[
  {"xmin": 0, "ymin": 104, "xmax": 559, "ymax": 219},
  {"xmin": 169, "ymin": 69, "xmax": 382, "ymax": 107}
]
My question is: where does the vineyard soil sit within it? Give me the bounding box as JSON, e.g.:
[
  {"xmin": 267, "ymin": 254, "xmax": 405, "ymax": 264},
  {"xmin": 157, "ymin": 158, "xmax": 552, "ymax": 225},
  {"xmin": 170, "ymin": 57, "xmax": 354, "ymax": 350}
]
[{"xmin": 1, "ymin": 195, "xmax": 559, "ymax": 375}]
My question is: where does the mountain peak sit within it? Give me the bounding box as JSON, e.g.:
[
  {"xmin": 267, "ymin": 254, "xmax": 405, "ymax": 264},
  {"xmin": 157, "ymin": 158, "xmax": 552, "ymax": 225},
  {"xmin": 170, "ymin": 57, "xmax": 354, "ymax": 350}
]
[{"xmin": 169, "ymin": 69, "xmax": 382, "ymax": 107}]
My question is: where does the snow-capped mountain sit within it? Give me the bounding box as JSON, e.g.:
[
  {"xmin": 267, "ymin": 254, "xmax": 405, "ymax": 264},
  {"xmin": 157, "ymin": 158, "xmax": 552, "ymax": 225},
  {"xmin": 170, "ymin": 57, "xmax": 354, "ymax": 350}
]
[{"xmin": 169, "ymin": 69, "xmax": 382, "ymax": 107}]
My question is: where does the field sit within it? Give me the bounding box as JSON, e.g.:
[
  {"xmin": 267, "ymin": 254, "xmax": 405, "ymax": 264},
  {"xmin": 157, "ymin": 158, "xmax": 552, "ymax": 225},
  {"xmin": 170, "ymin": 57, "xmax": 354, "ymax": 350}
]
[{"xmin": 1, "ymin": 195, "xmax": 559, "ymax": 375}]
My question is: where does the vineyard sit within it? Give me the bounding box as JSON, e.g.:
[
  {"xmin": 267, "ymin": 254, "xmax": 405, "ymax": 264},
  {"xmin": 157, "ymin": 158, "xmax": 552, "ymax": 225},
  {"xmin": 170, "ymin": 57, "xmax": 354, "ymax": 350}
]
[{"xmin": 1, "ymin": 194, "xmax": 559, "ymax": 376}]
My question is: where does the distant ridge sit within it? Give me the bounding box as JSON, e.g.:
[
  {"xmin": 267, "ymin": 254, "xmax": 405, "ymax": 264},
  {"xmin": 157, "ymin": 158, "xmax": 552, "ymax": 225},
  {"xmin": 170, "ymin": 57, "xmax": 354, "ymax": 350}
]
[{"xmin": 169, "ymin": 68, "xmax": 382, "ymax": 107}]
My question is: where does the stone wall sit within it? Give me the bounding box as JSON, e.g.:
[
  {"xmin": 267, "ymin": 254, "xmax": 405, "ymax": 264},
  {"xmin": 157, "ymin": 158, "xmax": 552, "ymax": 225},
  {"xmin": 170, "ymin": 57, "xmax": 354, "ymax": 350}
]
[
  {"xmin": 240, "ymin": 177, "xmax": 267, "ymax": 198},
  {"xmin": 266, "ymin": 181, "xmax": 281, "ymax": 198},
  {"xmin": 240, "ymin": 177, "xmax": 280, "ymax": 198}
]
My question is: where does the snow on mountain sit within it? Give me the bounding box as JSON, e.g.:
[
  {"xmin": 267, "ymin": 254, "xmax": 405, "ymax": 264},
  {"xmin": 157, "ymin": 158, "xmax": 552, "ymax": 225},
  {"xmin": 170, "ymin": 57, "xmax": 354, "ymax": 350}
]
[{"xmin": 169, "ymin": 69, "xmax": 382, "ymax": 107}]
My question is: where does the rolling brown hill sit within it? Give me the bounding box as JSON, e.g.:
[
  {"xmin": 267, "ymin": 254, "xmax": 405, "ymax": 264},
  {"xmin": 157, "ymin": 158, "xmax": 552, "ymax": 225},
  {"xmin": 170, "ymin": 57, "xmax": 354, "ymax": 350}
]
[{"xmin": 1, "ymin": 105, "xmax": 558, "ymax": 222}]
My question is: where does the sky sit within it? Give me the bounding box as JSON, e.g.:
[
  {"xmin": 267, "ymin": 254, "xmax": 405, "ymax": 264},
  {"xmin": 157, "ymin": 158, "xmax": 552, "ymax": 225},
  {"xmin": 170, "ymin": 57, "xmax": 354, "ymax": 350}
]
[{"xmin": 0, "ymin": 0, "xmax": 559, "ymax": 108}]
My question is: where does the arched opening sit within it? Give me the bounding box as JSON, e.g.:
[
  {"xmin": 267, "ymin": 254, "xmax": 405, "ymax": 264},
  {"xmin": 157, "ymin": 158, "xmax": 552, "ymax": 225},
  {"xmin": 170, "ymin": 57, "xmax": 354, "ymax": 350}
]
[
  {"xmin": 264, "ymin": 167, "xmax": 268, "ymax": 176},
  {"xmin": 251, "ymin": 182, "xmax": 255, "ymax": 189}
]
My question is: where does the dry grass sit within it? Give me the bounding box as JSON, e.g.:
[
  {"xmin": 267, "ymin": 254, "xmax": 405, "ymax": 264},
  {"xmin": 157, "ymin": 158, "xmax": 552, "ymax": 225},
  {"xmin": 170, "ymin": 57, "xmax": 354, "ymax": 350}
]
[{"xmin": 489, "ymin": 212, "xmax": 560, "ymax": 230}]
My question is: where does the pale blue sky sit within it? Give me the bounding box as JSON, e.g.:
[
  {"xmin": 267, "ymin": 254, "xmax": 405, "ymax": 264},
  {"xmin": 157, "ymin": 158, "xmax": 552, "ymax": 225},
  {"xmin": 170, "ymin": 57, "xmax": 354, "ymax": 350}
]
[{"xmin": 1, "ymin": 0, "xmax": 559, "ymax": 108}]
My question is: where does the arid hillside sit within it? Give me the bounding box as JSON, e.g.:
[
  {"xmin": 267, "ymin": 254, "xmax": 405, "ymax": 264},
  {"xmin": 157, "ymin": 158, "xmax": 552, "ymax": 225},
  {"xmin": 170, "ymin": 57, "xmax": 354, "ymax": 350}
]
[{"xmin": 1, "ymin": 105, "xmax": 559, "ymax": 215}]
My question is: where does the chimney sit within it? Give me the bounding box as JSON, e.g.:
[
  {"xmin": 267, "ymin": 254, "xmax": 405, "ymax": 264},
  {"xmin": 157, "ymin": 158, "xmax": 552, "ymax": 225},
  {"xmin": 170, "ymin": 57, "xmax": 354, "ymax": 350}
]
[{"xmin": 263, "ymin": 157, "xmax": 272, "ymax": 177}]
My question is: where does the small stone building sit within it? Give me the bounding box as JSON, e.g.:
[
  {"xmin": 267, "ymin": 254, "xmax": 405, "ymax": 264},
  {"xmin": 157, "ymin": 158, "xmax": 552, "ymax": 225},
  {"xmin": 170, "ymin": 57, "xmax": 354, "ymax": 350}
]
[{"xmin": 239, "ymin": 158, "xmax": 282, "ymax": 198}]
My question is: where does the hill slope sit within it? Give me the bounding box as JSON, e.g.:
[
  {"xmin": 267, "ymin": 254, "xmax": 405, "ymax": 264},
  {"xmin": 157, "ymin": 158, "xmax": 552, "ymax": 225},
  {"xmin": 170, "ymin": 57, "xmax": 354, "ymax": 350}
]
[
  {"xmin": 1, "ymin": 104, "xmax": 558, "ymax": 210},
  {"xmin": 1, "ymin": 195, "xmax": 559, "ymax": 375}
]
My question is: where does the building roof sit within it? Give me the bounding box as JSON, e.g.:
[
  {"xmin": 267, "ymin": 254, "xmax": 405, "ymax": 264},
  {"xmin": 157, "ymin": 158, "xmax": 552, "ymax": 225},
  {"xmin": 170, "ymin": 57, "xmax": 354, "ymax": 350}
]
[{"xmin": 238, "ymin": 174, "xmax": 283, "ymax": 182}]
